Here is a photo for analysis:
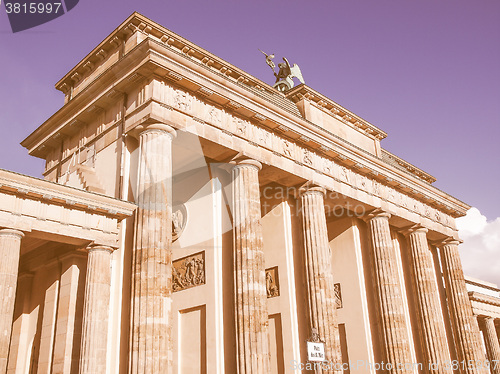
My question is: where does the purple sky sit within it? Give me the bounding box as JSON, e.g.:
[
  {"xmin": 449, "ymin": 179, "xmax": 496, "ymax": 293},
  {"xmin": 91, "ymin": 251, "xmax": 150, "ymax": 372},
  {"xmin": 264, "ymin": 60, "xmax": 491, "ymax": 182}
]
[{"xmin": 1, "ymin": 0, "xmax": 499, "ymax": 221}]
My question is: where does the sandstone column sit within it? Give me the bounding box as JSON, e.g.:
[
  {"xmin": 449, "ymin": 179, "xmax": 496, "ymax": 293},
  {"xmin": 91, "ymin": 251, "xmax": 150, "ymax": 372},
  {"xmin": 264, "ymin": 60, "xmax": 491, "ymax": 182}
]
[
  {"xmin": 79, "ymin": 245, "xmax": 114, "ymax": 374},
  {"xmin": 299, "ymin": 185, "xmax": 341, "ymax": 371},
  {"xmin": 130, "ymin": 123, "xmax": 176, "ymax": 374},
  {"xmin": 496, "ymin": 321, "xmax": 500, "ymax": 347},
  {"xmin": 439, "ymin": 239, "xmax": 488, "ymax": 374},
  {"xmin": 365, "ymin": 210, "xmax": 412, "ymax": 373},
  {"xmin": 0, "ymin": 228, "xmax": 24, "ymax": 373},
  {"xmin": 231, "ymin": 157, "xmax": 270, "ymax": 374},
  {"xmin": 403, "ymin": 225, "xmax": 452, "ymax": 373},
  {"xmin": 479, "ymin": 317, "xmax": 500, "ymax": 374}
]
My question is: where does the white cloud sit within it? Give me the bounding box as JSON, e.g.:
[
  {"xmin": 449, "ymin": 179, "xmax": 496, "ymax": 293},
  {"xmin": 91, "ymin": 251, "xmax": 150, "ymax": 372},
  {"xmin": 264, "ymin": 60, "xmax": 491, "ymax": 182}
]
[{"xmin": 456, "ymin": 207, "xmax": 500, "ymax": 287}]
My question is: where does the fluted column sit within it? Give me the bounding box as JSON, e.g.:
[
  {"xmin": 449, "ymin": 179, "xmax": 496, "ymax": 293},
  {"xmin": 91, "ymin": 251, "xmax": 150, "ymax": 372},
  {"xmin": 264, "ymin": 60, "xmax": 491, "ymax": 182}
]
[
  {"xmin": 300, "ymin": 185, "xmax": 341, "ymax": 372},
  {"xmin": 79, "ymin": 245, "xmax": 114, "ymax": 374},
  {"xmin": 496, "ymin": 321, "xmax": 500, "ymax": 347},
  {"xmin": 130, "ymin": 123, "xmax": 176, "ymax": 374},
  {"xmin": 479, "ymin": 317, "xmax": 500, "ymax": 374},
  {"xmin": 403, "ymin": 225, "xmax": 452, "ymax": 373},
  {"xmin": 439, "ymin": 239, "xmax": 488, "ymax": 374},
  {"xmin": 365, "ymin": 210, "xmax": 413, "ymax": 373},
  {"xmin": 231, "ymin": 157, "xmax": 270, "ymax": 374},
  {"xmin": 0, "ymin": 228, "xmax": 23, "ymax": 374}
]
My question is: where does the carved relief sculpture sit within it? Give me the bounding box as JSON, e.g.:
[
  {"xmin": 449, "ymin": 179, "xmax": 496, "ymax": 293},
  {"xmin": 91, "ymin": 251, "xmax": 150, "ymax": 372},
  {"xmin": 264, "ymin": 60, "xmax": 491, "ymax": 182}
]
[
  {"xmin": 172, "ymin": 203, "xmax": 187, "ymax": 242},
  {"xmin": 334, "ymin": 283, "xmax": 343, "ymax": 309},
  {"xmin": 266, "ymin": 267, "xmax": 280, "ymax": 298},
  {"xmin": 172, "ymin": 252, "xmax": 205, "ymax": 292}
]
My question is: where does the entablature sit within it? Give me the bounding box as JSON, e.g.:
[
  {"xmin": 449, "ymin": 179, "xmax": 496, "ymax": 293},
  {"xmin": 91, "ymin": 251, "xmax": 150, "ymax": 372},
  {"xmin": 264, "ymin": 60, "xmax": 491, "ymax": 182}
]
[
  {"xmin": 286, "ymin": 84, "xmax": 387, "ymax": 141},
  {"xmin": 381, "ymin": 149, "xmax": 436, "ymax": 184},
  {"xmin": 22, "ymin": 12, "xmax": 469, "ymax": 228},
  {"xmin": 24, "ymin": 36, "xmax": 469, "ymax": 224},
  {"xmin": 0, "ymin": 168, "xmax": 136, "ymax": 248}
]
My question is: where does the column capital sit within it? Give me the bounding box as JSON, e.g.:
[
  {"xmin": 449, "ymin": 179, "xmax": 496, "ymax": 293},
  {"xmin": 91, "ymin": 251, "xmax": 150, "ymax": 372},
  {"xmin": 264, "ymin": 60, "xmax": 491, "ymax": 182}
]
[
  {"xmin": 434, "ymin": 237, "xmax": 463, "ymax": 248},
  {"xmin": 86, "ymin": 244, "xmax": 114, "ymax": 254},
  {"xmin": 362, "ymin": 208, "xmax": 391, "ymax": 222},
  {"xmin": 17, "ymin": 272, "xmax": 34, "ymax": 282},
  {"xmin": 128, "ymin": 122, "xmax": 177, "ymax": 139},
  {"xmin": 481, "ymin": 316, "xmax": 495, "ymax": 322},
  {"xmin": 400, "ymin": 223, "xmax": 428, "ymax": 236},
  {"xmin": 58, "ymin": 249, "xmax": 88, "ymax": 267},
  {"xmin": 0, "ymin": 228, "xmax": 24, "ymax": 239},
  {"xmin": 230, "ymin": 154, "xmax": 262, "ymax": 171},
  {"xmin": 298, "ymin": 182, "xmax": 326, "ymax": 197}
]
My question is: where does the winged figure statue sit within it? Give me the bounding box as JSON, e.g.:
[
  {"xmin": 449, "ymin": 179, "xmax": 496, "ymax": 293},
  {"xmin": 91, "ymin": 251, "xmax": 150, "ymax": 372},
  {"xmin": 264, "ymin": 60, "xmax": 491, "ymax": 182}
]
[
  {"xmin": 259, "ymin": 50, "xmax": 305, "ymax": 92},
  {"xmin": 272, "ymin": 57, "xmax": 305, "ymax": 92}
]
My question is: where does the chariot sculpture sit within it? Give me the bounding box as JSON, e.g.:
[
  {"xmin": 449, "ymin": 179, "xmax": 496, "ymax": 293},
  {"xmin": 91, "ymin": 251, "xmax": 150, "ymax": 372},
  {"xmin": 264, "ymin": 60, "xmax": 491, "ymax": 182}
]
[{"xmin": 259, "ymin": 49, "xmax": 305, "ymax": 92}]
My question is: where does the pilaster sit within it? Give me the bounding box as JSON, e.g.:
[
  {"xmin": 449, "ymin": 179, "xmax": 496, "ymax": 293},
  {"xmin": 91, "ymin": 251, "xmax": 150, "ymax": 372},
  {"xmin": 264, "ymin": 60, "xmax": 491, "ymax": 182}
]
[
  {"xmin": 79, "ymin": 245, "xmax": 114, "ymax": 374},
  {"xmin": 52, "ymin": 251, "xmax": 87, "ymax": 374}
]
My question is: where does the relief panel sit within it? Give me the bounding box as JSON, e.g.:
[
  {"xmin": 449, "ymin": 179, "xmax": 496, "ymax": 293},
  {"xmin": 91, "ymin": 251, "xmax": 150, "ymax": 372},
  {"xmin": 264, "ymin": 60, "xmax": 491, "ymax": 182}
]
[
  {"xmin": 266, "ymin": 267, "xmax": 280, "ymax": 298},
  {"xmin": 173, "ymin": 252, "xmax": 205, "ymax": 292}
]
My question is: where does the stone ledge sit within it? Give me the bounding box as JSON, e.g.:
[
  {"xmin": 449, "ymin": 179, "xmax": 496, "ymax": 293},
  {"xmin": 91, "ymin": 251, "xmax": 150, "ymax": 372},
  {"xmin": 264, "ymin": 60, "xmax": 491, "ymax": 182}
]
[
  {"xmin": 0, "ymin": 168, "xmax": 136, "ymax": 219},
  {"xmin": 469, "ymin": 291, "xmax": 500, "ymax": 307}
]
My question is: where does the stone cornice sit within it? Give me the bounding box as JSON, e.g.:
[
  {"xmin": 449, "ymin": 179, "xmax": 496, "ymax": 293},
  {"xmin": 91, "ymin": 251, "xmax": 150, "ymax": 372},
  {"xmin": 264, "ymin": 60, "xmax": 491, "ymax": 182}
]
[
  {"xmin": 469, "ymin": 291, "xmax": 500, "ymax": 308},
  {"xmin": 466, "ymin": 278, "xmax": 500, "ymax": 292},
  {"xmin": 0, "ymin": 168, "xmax": 136, "ymax": 218},
  {"xmin": 381, "ymin": 149, "xmax": 436, "ymax": 184},
  {"xmin": 286, "ymin": 84, "xmax": 387, "ymax": 141},
  {"xmin": 21, "ymin": 41, "xmax": 150, "ymax": 157},
  {"xmin": 55, "ymin": 12, "xmax": 276, "ymax": 99}
]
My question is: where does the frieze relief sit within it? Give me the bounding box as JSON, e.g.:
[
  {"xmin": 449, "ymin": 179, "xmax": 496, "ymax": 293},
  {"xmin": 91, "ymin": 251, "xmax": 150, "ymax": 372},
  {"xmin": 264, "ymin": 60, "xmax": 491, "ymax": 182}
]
[
  {"xmin": 358, "ymin": 175, "xmax": 368, "ymax": 190},
  {"xmin": 173, "ymin": 89, "xmax": 193, "ymax": 112},
  {"xmin": 160, "ymin": 83, "xmax": 454, "ymax": 228},
  {"xmin": 322, "ymin": 158, "xmax": 332, "ymax": 175},
  {"xmin": 172, "ymin": 251, "xmax": 205, "ymax": 292},
  {"xmin": 208, "ymin": 107, "xmax": 222, "ymax": 127},
  {"xmin": 234, "ymin": 118, "xmax": 249, "ymax": 137},
  {"xmin": 340, "ymin": 166, "xmax": 350, "ymax": 183},
  {"xmin": 303, "ymin": 149, "xmax": 313, "ymax": 166}
]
